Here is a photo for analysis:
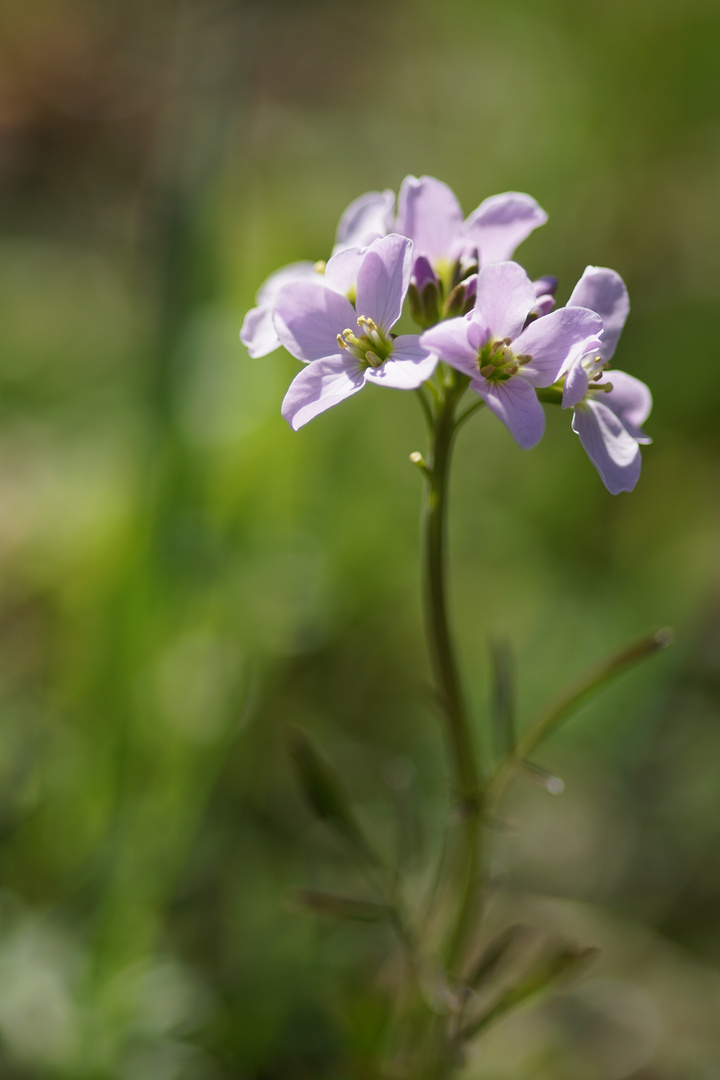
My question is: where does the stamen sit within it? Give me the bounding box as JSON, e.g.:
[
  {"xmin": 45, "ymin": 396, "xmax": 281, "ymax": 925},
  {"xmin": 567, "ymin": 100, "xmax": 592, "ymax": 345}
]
[
  {"xmin": 480, "ymin": 364, "xmax": 496, "ymax": 378},
  {"xmin": 590, "ymin": 381, "xmax": 614, "ymax": 393},
  {"xmin": 516, "ymin": 354, "xmax": 532, "ymax": 365},
  {"xmin": 314, "ymin": 260, "xmax": 326, "ymax": 274},
  {"xmin": 503, "ymin": 337, "xmax": 512, "ymax": 346},
  {"xmin": 505, "ymin": 362, "xmax": 519, "ymax": 376},
  {"xmin": 365, "ymin": 350, "xmax": 383, "ymax": 367},
  {"xmin": 343, "ymin": 329, "xmax": 354, "ymax": 340},
  {"xmin": 337, "ymin": 334, "xmax": 347, "ymax": 349},
  {"xmin": 490, "ymin": 340, "xmax": 504, "ymax": 354}
]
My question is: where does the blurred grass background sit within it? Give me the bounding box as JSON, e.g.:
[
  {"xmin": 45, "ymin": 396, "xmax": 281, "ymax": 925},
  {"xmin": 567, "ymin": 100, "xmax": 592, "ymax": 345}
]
[{"xmin": 0, "ymin": 0, "xmax": 719, "ymax": 1076}]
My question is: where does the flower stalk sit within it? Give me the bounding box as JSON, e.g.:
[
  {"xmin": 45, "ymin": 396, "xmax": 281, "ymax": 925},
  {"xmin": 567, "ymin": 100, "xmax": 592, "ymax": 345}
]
[{"xmin": 419, "ymin": 368, "xmax": 485, "ymax": 979}]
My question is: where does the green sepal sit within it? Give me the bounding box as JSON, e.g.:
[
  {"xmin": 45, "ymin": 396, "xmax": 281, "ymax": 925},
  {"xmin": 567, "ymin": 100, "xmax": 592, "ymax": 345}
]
[
  {"xmin": 421, "ymin": 280, "xmax": 441, "ymax": 326},
  {"xmin": 443, "ymin": 282, "xmax": 467, "ymax": 318},
  {"xmin": 407, "ymin": 282, "xmax": 424, "ymax": 325}
]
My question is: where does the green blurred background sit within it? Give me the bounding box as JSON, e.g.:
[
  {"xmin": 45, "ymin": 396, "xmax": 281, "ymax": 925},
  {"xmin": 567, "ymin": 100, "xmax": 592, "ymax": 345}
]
[{"xmin": 0, "ymin": 0, "xmax": 719, "ymax": 1076}]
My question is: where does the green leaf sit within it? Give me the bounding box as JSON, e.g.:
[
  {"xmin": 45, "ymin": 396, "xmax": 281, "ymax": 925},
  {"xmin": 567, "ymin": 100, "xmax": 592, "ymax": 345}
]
[
  {"xmin": 466, "ymin": 923, "xmax": 528, "ymax": 991},
  {"xmin": 284, "ymin": 726, "xmax": 379, "ymax": 866},
  {"xmin": 486, "ymin": 627, "xmax": 674, "ymax": 808},
  {"xmin": 458, "ymin": 942, "xmax": 599, "ymax": 1043},
  {"xmin": 488, "ymin": 637, "xmax": 515, "ymax": 762},
  {"xmin": 292, "ymin": 888, "xmax": 392, "ymax": 923}
]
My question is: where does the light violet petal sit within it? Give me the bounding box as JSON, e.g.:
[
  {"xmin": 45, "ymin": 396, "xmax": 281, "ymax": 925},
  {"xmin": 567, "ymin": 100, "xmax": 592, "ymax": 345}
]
[
  {"xmin": 474, "ymin": 375, "xmax": 545, "ymax": 449},
  {"xmin": 365, "ymin": 344, "xmax": 437, "ymax": 389},
  {"xmin": 355, "ymin": 233, "xmax": 413, "ymax": 332},
  {"xmin": 513, "ymin": 307, "xmax": 604, "ymax": 387},
  {"xmin": 396, "ymin": 175, "xmax": 464, "ymax": 263},
  {"xmin": 334, "ymin": 189, "xmax": 395, "ymax": 251},
  {"xmin": 562, "ymin": 356, "xmax": 591, "ymax": 407},
  {"xmin": 463, "ymin": 192, "xmax": 548, "ymax": 265},
  {"xmin": 256, "ymin": 261, "xmax": 319, "ymax": 305},
  {"xmin": 389, "ymin": 334, "xmax": 437, "ymax": 366},
  {"xmin": 241, "ymin": 305, "xmax": 282, "ymax": 358},
  {"xmin": 242, "ymin": 262, "xmax": 320, "ymax": 357},
  {"xmin": 603, "ymin": 370, "xmax": 652, "ymax": 443},
  {"xmin": 281, "ymin": 355, "xmax": 365, "ymax": 430},
  {"xmin": 421, "ymin": 317, "xmax": 482, "ymax": 376},
  {"xmin": 572, "ymin": 398, "xmax": 641, "ymax": 494},
  {"xmin": 474, "ymin": 261, "xmax": 537, "ymax": 341},
  {"xmin": 324, "ymin": 246, "xmax": 366, "ymax": 296},
  {"xmin": 568, "ymin": 266, "xmax": 629, "ymax": 361},
  {"xmin": 274, "ymin": 281, "xmax": 356, "ymax": 362}
]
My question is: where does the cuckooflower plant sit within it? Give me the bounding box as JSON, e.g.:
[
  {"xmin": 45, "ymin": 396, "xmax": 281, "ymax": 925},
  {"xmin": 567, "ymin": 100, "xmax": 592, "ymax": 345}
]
[{"xmin": 242, "ymin": 178, "xmax": 665, "ymax": 1080}]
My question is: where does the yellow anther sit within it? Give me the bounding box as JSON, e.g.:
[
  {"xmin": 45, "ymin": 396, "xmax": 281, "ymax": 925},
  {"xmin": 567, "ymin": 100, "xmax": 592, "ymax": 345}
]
[
  {"xmin": 343, "ymin": 329, "xmax": 354, "ymax": 339},
  {"xmin": 337, "ymin": 334, "xmax": 348, "ymax": 349},
  {"xmin": 365, "ymin": 350, "xmax": 382, "ymax": 367},
  {"xmin": 357, "ymin": 316, "xmax": 367, "ymax": 327},
  {"xmin": 314, "ymin": 260, "xmax": 326, "ymax": 274}
]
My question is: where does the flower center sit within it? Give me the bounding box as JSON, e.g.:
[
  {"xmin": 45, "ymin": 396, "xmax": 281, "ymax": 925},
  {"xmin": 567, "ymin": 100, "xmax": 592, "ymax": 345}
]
[
  {"xmin": 580, "ymin": 353, "xmax": 614, "ymax": 395},
  {"xmin": 477, "ymin": 338, "xmax": 532, "ymax": 382},
  {"xmin": 337, "ymin": 316, "xmax": 393, "ymax": 369}
]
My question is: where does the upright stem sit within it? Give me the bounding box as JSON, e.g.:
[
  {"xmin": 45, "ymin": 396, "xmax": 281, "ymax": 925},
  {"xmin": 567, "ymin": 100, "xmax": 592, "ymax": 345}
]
[
  {"xmin": 423, "ymin": 385, "xmax": 479, "ymax": 804},
  {"xmin": 421, "ymin": 372, "xmax": 483, "ymax": 975}
]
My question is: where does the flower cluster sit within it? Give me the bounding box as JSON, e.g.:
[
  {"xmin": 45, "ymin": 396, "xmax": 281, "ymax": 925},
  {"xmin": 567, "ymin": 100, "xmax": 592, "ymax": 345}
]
[{"xmin": 241, "ymin": 176, "xmax": 651, "ymax": 493}]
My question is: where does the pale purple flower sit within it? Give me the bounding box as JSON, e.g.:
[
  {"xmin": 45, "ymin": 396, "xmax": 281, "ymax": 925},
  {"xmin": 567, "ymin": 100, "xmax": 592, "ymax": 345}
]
[
  {"xmin": 421, "ymin": 262, "xmax": 602, "ymax": 449},
  {"xmin": 275, "ymin": 235, "xmax": 436, "ymax": 430},
  {"xmin": 240, "ymin": 189, "xmax": 395, "ymax": 358},
  {"xmin": 563, "ymin": 266, "xmax": 651, "ymax": 494},
  {"xmin": 396, "ymin": 175, "xmax": 547, "ymax": 274},
  {"xmin": 332, "ymin": 188, "xmax": 395, "ymax": 254}
]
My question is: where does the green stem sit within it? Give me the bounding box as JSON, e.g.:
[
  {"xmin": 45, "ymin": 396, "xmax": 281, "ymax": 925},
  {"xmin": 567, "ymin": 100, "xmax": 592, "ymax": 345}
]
[{"xmin": 420, "ymin": 371, "xmax": 482, "ymax": 975}]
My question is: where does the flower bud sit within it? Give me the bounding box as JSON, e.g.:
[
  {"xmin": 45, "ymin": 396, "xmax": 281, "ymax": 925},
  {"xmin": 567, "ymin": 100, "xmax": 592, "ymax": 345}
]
[{"xmin": 443, "ymin": 282, "xmax": 468, "ymax": 318}]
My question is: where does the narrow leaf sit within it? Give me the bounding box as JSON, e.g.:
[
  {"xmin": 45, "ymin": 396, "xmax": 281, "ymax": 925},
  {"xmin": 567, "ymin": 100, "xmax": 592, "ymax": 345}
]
[
  {"xmin": 458, "ymin": 943, "xmax": 598, "ymax": 1043},
  {"xmin": 466, "ymin": 923, "xmax": 528, "ymax": 991},
  {"xmin": 486, "ymin": 627, "xmax": 673, "ymax": 807},
  {"xmin": 284, "ymin": 726, "xmax": 379, "ymax": 865},
  {"xmin": 293, "ymin": 888, "xmax": 391, "ymax": 923},
  {"xmin": 488, "ymin": 637, "xmax": 515, "ymax": 761}
]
